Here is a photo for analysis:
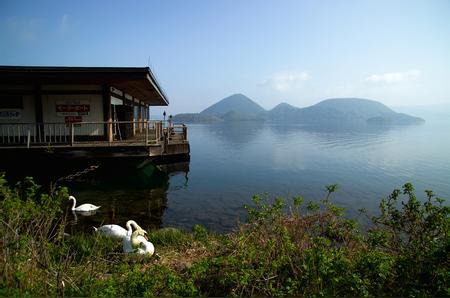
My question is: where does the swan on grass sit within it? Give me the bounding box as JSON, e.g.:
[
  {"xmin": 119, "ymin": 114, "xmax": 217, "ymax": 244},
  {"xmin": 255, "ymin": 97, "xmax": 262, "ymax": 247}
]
[
  {"xmin": 94, "ymin": 220, "xmax": 143, "ymax": 239},
  {"xmin": 122, "ymin": 224, "xmax": 147, "ymax": 253},
  {"xmin": 69, "ymin": 195, "xmax": 100, "ymax": 212},
  {"xmin": 125, "ymin": 229, "xmax": 154, "ymax": 256}
]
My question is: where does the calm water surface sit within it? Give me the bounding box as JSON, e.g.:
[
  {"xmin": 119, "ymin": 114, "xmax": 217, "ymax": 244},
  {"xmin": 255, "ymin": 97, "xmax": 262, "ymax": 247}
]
[
  {"xmin": 16, "ymin": 120, "xmax": 450, "ymax": 233},
  {"xmin": 162, "ymin": 120, "xmax": 450, "ymax": 232}
]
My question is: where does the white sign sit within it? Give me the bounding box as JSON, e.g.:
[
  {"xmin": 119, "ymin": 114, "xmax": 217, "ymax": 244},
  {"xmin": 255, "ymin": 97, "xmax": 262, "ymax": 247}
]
[{"xmin": 0, "ymin": 109, "xmax": 22, "ymax": 119}]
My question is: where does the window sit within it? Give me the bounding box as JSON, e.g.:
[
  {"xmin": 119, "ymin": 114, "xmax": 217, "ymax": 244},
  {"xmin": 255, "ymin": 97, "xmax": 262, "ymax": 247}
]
[{"xmin": 0, "ymin": 95, "xmax": 23, "ymax": 109}]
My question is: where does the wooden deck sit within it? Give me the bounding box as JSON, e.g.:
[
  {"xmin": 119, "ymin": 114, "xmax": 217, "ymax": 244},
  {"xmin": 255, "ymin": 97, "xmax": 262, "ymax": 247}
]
[{"xmin": 0, "ymin": 121, "xmax": 190, "ymax": 159}]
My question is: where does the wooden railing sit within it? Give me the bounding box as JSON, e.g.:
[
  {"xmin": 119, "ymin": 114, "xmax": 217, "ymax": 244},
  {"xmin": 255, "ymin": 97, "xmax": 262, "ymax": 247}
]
[
  {"xmin": 0, "ymin": 121, "xmax": 188, "ymax": 148},
  {"xmin": 0, "ymin": 122, "xmax": 70, "ymax": 146},
  {"xmin": 167, "ymin": 123, "xmax": 188, "ymax": 144}
]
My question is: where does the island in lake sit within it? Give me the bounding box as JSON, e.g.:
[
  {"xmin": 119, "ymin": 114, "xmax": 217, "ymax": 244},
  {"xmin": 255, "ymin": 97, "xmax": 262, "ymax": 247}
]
[{"xmin": 172, "ymin": 93, "xmax": 425, "ymax": 125}]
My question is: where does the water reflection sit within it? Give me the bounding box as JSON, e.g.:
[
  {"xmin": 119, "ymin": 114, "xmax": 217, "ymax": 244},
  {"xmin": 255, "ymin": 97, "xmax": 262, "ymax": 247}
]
[
  {"xmin": 159, "ymin": 164, "xmax": 190, "ymax": 191},
  {"xmin": 202, "ymin": 122, "xmax": 265, "ymax": 148},
  {"xmin": 59, "ymin": 159, "xmax": 190, "ymax": 234},
  {"xmin": 0, "ymin": 153, "xmax": 179, "ymax": 235},
  {"xmin": 167, "ymin": 121, "xmax": 450, "ymax": 232},
  {"xmin": 197, "ymin": 122, "xmax": 410, "ymax": 153},
  {"xmin": 211, "ymin": 122, "xmax": 406, "ymax": 147}
]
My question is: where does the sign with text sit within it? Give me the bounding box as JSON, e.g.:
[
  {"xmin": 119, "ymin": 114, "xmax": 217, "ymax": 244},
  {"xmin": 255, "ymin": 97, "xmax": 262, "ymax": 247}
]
[
  {"xmin": 64, "ymin": 116, "xmax": 82, "ymax": 123},
  {"xmin": 56, "ymin": 100, "xmax": 90, "ymax": 116},
  {"xmin": 0, "ymin": 109, "xmax": 22, "ymax": 119}
]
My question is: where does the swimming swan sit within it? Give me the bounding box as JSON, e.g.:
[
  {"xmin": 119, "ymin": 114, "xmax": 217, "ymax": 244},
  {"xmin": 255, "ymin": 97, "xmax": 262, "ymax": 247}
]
[
  {"xmin": 69, "ymin": 195, "xmax": 100, "ymax": 212},
  {"xmin": 127, "ymin": 229, "xmax": 154, "ymax": 256},
  {"xmin": 94, "ymin": 220, "xmax": 143, "ymax": 239}
]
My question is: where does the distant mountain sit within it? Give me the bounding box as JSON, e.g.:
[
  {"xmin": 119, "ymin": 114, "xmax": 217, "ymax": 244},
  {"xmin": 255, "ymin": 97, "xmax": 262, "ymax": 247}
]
[
  {"xmin": 367, "ymin": 113, "xmax": 425, "ymax": 125},
  {"xmin": 201, "ymin": 93, "xmax": 266, "ymax": 117},
  {"xmin": 173, "ymin": 95, "xmax": 424, "ymax": 125},
  {"xmin": 268, "ymin": 102, "xmax": 302, "ymax": 122},
  {"xmin": 268, "ymin": 98, "xmax": 425, "ymax": 125},
  {"xmin": 220, "ymin": 110, "xmax": 266, "ymax": 122}
]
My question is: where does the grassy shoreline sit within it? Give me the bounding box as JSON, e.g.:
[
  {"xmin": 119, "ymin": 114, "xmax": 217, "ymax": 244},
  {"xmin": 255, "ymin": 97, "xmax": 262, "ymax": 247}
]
[{"xmin": 1, "ymin": 174, "xmax": 448, "ymax": 297}]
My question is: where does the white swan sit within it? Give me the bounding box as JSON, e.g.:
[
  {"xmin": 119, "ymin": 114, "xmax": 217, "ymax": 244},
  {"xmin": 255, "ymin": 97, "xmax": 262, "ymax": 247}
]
[
  {"xmin": 94, "ymin": 220, "xmax": 142, "ymax": 239},
  {"xmin": 122, "ymin": 224, "xmax": 146, "ymax": 253},
  {"xmin": 69, "ymin": 195, "xmax": 100, "ymax": 212},
  {"xmin": 126, "ymin": 229, "xmax": 154, "ymax": 256}
]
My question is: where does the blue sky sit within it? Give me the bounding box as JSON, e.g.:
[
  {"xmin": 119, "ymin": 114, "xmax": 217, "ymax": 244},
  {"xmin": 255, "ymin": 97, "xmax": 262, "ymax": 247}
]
[{"xmin": 1, "ymin": 0, "xmax": 449, "ymax": 115}]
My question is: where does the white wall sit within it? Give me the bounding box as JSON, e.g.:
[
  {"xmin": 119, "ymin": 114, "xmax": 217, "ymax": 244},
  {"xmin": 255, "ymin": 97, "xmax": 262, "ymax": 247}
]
[
  {"xmin": 42, "ymin": 94, "xmax": 104, "ymax": 136},
  {"xmin": 0, "ymin": 84, "xmax": 106, "ymax": 139},
  {"xmin": 0, "ymin": 95, "xmax": 35, "ymax": 124},
  {"xmin": 0, "ymin": 95, "xmax": 37, "ymax": 138}
]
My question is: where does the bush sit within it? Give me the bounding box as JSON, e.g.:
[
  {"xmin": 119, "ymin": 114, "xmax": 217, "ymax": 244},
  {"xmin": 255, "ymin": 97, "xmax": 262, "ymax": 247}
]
[
  {"xmin": 0, "ymin": 173, "xmax": 68, "ymax": 296},
  {"xmin": 367, "ymin": 183, "xmax": 449, "ymax": 296},
  {"xmin": 0, "ymin": 175, "xmax": 448, "ymax": 297},
  {"xmin": 187, "ymin": 183, "xmax": 449, "ymax": 296}
]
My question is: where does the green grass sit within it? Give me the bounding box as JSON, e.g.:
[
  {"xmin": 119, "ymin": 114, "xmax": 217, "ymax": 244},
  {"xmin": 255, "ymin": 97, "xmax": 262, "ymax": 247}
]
[{"xmin": 0, "ymin": 175, "xmax": 448, "ymax": 297}]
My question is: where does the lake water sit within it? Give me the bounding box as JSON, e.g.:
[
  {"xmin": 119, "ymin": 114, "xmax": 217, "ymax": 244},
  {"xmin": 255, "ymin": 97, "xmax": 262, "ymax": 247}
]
[
  {"xmin": 5, "ymin": 120, "xmax": 450, "ymax": 233},
  {"xmin": 159, "ymin": 120, "xmax": 450, "ymax": 232}
]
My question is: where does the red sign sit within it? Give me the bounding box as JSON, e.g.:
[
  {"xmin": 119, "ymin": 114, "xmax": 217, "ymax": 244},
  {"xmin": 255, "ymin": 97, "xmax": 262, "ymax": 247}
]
[
  {"xmin": 56, "ymin": 104, "xmax": 90, "ymax": 113},
  {"xmin": 65, "ymin": 116, "xmax": 82, "ymax": 123}
]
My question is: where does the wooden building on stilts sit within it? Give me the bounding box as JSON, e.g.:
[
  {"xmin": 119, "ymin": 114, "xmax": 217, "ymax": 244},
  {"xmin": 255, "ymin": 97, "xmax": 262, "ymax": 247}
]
[{"xmin": 0, "ymin": 66, "xmax": 189, "ymax": 161}]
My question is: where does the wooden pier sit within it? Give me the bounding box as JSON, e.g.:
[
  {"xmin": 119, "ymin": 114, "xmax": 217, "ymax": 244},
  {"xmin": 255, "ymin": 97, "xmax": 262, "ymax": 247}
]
[{"xmin": 0, "ymin": 120, "xmax": 189, "ymax": 159}]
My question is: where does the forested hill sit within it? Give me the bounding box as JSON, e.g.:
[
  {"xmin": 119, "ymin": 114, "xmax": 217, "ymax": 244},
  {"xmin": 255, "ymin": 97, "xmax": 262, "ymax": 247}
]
[{"xmin": 173, "ymin": 95, "xmax": 424, "ymax": 125}]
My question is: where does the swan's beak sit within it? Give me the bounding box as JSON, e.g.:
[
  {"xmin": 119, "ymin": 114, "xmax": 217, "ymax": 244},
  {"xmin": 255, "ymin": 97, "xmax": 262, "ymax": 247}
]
[{"xmin": 144, "ymin": 233, "xmax": 148, "ymax": 240}]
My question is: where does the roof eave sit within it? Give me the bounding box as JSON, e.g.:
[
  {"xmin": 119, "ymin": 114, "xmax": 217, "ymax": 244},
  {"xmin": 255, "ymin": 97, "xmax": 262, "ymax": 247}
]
[{"xmin": 145, "ymin": 73, "xmax": 169, "ymax": 106}]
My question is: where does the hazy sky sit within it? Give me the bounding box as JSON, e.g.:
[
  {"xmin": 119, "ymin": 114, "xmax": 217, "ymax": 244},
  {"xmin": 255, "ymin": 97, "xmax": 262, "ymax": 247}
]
[{"xmin": 1, "ymin": 0, "xmax": 449, "ymax": 115}]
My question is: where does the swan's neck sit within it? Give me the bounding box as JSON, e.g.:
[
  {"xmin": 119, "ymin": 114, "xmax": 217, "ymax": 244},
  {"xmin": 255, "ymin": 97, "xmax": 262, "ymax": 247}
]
[
  {"xmin": 126, "ymin": 220, "xmax": 141, "ymax": 234},
  {"xmin": 125, "ymin": 222, "xmax": 133, "ymax": 236},
  {"xmin": 70, "ymin": 198, "xmax": 76, "ymax": 210}
]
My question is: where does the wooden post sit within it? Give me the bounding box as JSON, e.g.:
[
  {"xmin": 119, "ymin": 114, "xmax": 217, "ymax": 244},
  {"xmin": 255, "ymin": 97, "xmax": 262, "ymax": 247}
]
[
  {"xmin": 156, "ymin": 121, "xmax": 162, "ymax": 141},
  {"xmin": 138, "ymin": 105, "xmax": 143, "ymax": 133},
  {"xmin": 163, "ymin": 126, "xmax": 168, "ymax": 153},
  {"xmin": 132, "ymin": 97, "xmax": 136, "ymax": 136},
  {"xmin": 183, "ymin": 125, "xmax": 187, "ymax": 141},
  {"xmin": 102, "ymin": 85, "xmax": 113, "ymax": 142},
  {"xmin": 71, "ymin": 123, "xmax": 74, "ymax": 146},
  {"xmin": 145, "ymin": 120, "xmax": 148, "ymax": 144},
  {"xmin": 34, "ymin": 85, "xmax": 44, "ymax": 141},
  {"xmin": 27, "ymin": 130, "xmax": 30, "ymax": 148}
]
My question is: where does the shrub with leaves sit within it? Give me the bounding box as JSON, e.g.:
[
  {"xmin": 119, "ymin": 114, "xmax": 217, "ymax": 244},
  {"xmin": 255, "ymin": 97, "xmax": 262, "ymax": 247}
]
[
  {"xmin": 188, "ymin": 183, "xmax": 449, "ymax": 296},
  {"xmin": 366, "ymin": 183, "xmax": 449, "ymax": 296},
  {"xmin": 0, "ymin": 174, "xmax": 448, "ymax": 297},
  {"xmin": 0, "ymin": 173, "xmax": 69, "ymax": 295}
]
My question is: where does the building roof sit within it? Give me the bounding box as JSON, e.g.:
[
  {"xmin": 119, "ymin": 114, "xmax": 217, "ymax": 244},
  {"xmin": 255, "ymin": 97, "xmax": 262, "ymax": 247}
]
[{"xmin": 0, "ymin": 66, "xmax": 169, "ymax": 106}]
